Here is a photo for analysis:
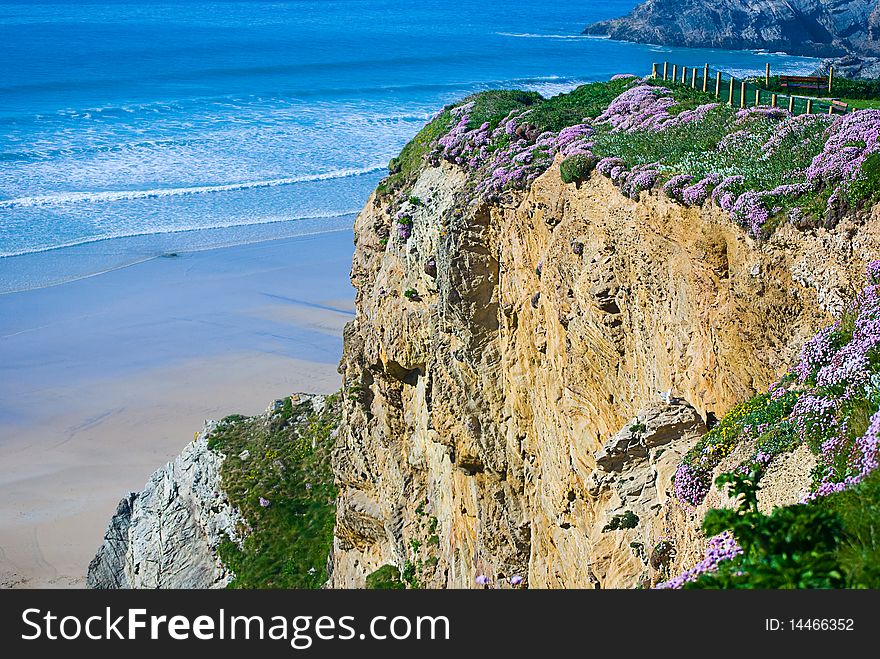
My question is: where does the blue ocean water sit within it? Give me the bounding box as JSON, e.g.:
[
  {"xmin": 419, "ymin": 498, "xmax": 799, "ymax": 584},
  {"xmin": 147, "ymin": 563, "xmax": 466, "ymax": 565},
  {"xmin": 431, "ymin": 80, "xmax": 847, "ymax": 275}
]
[{"xmin": 0, "ymin": 0, "xmax": 819, "ymax": 292}]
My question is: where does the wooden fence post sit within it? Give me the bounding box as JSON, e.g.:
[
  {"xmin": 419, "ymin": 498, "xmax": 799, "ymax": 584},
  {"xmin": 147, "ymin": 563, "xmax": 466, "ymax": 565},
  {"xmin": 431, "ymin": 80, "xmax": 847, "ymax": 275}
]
[
  {"xmin": 755, "ymin": 89, "xmax": 761, "ymax": 106},
  {"xmin": 828, "ymin": 66, "xmax": 834, "ymax": 94},
  {"xmin": 740, "ymin": 80, "xmax": 747, "ymax": 108},
  {"xmin": 672, "ymin": 64, "xmax": 677, "ymax": 83},
  {"xmin": 806, "ymin": 98, "xmax": 813, "ymax": 114},
  {"xmin": 682, "ymin": 66, "xmax": 687, "ymax": 84},
  {"xmin": 715, "ymin": 71, "xmax": 722, "ymax": 98},
  {"xmin": 728, "ymin": 77, "xmax": 735, "ymax": 105},
  {"xmin": 703, "ymin": 64, "xmax": 709, "ymax": 92},
  {"xmin": 652, "ymin": 63, "xmax": 658, "ymax": 78},
  {"xmin": 789, "ymin": 96, "xmax": 795, "ymax": 113},
  {"xmin": 771, "ymin": 93, "xmax": 777, "ymax": 108},
  {"xmin": 829, "ymin": 104, "xmax": 834, "ymax": 115},
  {"xmin": 691, "ymin": 68, "xmax": 697, "ymax": 88},
  {"xmin": 663, "ymin": 62, "xmax": 668, "ymax": 80},
  {"xmin": 765, "ymin": 63, "xmax": 770, "ymax": 87}
]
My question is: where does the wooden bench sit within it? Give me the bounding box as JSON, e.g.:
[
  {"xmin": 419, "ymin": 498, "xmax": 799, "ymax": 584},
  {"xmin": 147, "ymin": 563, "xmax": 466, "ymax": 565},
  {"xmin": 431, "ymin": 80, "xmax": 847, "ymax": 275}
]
[{"xmin": 780, "ymin": 75, "xmax": 828, "ymax": 91}]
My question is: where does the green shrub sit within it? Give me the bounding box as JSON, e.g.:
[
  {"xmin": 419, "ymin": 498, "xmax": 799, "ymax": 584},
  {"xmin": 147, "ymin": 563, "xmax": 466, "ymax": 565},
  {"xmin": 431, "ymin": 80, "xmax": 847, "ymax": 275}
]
[
  {"xmin": 365, "ymin": 564, "xmax": 405, "ymax": 590},
  {"xmin": 846, "ymin": 151, "xmax": 880, "ymax": 209},
  {"xmin": 560, "ymin": 153, "xmax": 599, "ymax": 183},
  {"xmin": 463, "ymin": 89, "xmax": 542, "ymax": 130},
  {"xmin": 602, "ymin": 510, "xmax": 640, "ymax": 532},
  {"xmin": 688, "ymin": 470, "xmax": 845, "ymax": 589}
]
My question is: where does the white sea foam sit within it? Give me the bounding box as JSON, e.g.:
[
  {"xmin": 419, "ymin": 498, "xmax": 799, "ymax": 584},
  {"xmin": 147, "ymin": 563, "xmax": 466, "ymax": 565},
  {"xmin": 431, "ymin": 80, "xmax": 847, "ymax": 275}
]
[
  {"xmin": 495, "ymin": 32, "xmax": 596, "ymax": 40},
  {"xmin": 0, "ymin": 210, "xmax": 360, "ymax": 258},
  {"xmin": 0, "ymin": 165, "xmax": 385, "ymax": 209}
]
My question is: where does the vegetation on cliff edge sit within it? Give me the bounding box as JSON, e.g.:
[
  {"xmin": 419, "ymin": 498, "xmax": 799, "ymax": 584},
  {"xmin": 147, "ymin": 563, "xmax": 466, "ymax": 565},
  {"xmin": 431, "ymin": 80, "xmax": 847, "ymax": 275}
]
[
  {"xmin": 380, "ymin": 74, "xmax": 878, "ymax": 247},
  {"xmin": 208, "ymin": 393, "xmax": 341, "ymax": 589},
  {"xmin": 661, "ymin": 264, "xmax": 880, "ymax": 588}
]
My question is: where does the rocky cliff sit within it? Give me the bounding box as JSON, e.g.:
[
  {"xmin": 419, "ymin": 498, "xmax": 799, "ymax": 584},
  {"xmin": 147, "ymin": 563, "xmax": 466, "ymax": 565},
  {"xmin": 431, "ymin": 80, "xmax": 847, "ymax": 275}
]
[
  {"xmin": 584, "ymin": 0, "xmax": 880, "ymax": 75},
  {"xmin": 329, "ymin": 157, "xmax": 880, "ymax": 588},
  {"xmin": 88, "ymin": 393, "xmax": 341, "ymax": 589},
  {"xmin": 87, "ymin": 423, "xmax": 241, "ymax": 589}
]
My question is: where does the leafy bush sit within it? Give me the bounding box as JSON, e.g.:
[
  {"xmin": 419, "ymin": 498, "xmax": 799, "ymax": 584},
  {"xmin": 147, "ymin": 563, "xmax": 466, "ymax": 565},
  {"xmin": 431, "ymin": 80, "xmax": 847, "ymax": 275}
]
[
  {"xmin": 686, "ymin": 470, "xmax": 845, "ymax": 588},
  {"xmin": 560, "ymin": 153, "xmax": 598, "ymax": 183},
  {"xmin": 828, "ymin": 470, "xmax": 880, "ymax": 587},
  {"xmin": 365, "ymin": 565, "xmax": 405, "ymax": 590},
  {"xmin": 602, "ymin": 510, "xmax": 639, "ymax": 532}
]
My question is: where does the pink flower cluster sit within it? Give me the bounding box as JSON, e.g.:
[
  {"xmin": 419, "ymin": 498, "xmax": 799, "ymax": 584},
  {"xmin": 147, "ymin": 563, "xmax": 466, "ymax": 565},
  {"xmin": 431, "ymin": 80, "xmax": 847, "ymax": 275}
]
[
  {"xmin": 437, "ymin": 104, "xmax": 591, "ymax": 198},
  {"xmin": 761, "ymin": 113, "xmax": 832, "ymax": 157},
  {"xmin": 736, "ymin": 106, "xmax": 789, "ymax": 123},
  {"xmin": 783, "ymin": 267, "xmax": 880, "ymax": 496},
  {"xmin": 806, "ymin": 110, "xmax": 880, "ymax": 189},
  {"xmin": 655, "ymin": 531, "xmax": 743, "ymax": 589},
  {"xmin": 556, "ymin": 123, "xmax": 595, "ymax": 157},
  {"xmin": 681, "ymin": 174, "xmax": 722, "ymax": 207},
  {"xmin": 595, "ymin": 83, "xmax": 719, "ymax": 133},
  {"xmin": 593, "ymin": 157, "xmax": 661, "ymax": 199},
  {"xmin": 673, "ymin": 462, "xmax": 712, "ymax": 507}
]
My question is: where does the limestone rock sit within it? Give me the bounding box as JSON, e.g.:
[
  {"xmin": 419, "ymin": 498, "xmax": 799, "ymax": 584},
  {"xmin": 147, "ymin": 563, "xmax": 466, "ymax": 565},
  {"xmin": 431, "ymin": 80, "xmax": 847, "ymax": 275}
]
[{"xmin": 87, "ymin": 423, "xmax": 241, "ymax": 589}]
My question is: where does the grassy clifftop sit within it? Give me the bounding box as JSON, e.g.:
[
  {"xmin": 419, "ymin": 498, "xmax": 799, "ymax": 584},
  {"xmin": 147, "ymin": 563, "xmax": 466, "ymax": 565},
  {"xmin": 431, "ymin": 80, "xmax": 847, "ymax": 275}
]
[{"xmin": 377, "ymin": 75, "xmax": 879, "ymax": 244}]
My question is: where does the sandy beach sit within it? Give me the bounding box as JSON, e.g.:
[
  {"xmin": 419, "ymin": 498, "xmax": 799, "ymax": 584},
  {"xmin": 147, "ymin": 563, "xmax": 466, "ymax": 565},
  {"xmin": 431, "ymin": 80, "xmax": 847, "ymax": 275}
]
[{"xmin": 0, "ymin": 230, "xmax": 354, "ymax": 588}]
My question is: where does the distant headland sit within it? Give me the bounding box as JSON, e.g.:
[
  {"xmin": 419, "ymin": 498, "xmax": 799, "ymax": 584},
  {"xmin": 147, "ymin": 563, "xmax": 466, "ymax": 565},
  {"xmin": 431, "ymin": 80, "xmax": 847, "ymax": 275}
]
[{"xmin": 584, "ymin": 0, "xmax": 880, "ymax": 78}]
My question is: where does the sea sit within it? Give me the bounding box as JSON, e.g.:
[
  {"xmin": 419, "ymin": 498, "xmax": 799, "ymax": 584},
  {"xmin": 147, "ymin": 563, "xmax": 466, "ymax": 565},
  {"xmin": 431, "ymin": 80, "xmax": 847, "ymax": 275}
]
[{"xmin": 0, "ymin": 0, "xmax": 820, "ymax": 293}]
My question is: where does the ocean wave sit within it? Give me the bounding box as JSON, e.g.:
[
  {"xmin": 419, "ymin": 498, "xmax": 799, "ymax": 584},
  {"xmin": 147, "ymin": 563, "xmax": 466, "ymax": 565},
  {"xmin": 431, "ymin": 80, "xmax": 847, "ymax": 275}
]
[
  {"xmin": 495, "ymin": 32, "xmax": 595, "ymax": 40},
  {"xmin": 0, "ymin": 165, "xmax": 385, "ymax": 209},
  {"xmin": 0, "ymin": 210, "xmax": 360, "ymax": 259}
]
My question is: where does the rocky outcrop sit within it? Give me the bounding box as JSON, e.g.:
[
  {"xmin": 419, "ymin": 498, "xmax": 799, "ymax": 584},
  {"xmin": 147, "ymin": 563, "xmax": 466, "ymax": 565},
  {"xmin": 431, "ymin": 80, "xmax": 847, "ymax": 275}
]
[
  {"xmin": 330, "ymin": 157, "xmax": 880, "ymax": 588},
  {"xmin": 87, "ymin": 424, "xmax": 241, "ymax": 589},
  {"xmin": 584, "ymin": 0, "xmax": 880, "ymax": 68},
  {"xmin": 813, "ymin": 55, "xmax": 880, "ymax": 80}
]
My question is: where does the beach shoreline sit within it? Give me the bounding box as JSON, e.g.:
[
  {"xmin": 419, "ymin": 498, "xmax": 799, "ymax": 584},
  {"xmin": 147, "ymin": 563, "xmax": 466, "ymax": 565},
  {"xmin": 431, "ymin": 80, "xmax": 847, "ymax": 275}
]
[{"xmin": 0, "ymin": 230, "xmax": 354, "ymax": 588}]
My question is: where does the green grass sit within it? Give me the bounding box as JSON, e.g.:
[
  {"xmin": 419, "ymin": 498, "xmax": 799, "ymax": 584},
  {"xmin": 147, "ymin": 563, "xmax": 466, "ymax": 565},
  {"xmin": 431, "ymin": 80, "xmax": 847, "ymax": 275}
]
[
  {"xmin": 829, "ymin": 470, "xmax": 880, "ymax": 587},
  {"xmin": 365, "ymin": 565, "xmax": 406, "ymax": 590},
  {"xmin": 463, "ymin": 89, "xmax": 542, "ymax": 130},
  {"xmin": 378, "ymin": 109, "xmax": 454, "ymax": 200},
  {"xmin": 757, "ymin": 75, "xmax": 880, "ymax": 102},
  {"xmin": 846, "ymin": 98, "xmax": 880, "ymax": 110},
  {"xmin": 210, "ymin": 393, "xmax": 342, "ymax": 589},
  {"xmin": 522, "ymin": 78, "xmax": 634, "ymax": 132}
]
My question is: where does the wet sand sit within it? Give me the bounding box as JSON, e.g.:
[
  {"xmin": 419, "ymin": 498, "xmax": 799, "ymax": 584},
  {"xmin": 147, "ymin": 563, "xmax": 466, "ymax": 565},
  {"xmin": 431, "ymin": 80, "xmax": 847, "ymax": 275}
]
[{"xmin": 0, "ymin": 230, "xmax": 354, "ymax": 587}]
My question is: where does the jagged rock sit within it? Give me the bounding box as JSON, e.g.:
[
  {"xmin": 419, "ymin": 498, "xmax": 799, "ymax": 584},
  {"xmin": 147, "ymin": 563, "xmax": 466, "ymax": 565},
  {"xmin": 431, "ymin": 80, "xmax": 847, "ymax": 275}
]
[
  {"xmin": 593, "ymin": 402, "xmax": 704, "ymax": 475},
  {"xmin": 87, "ymin": 424, "xmax": 241, "ymax": 589},
  {"xmin": 584, "ymin": 0, "xmax": 880, "ymax": 63},
  {"xmin": 812, "ymin": 55, "xmax": 880, "ymax": 80}
]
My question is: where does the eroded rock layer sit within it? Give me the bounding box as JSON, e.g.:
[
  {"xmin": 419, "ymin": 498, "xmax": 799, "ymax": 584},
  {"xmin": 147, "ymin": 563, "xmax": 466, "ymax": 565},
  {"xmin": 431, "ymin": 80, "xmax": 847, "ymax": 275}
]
[{"xmin": 330, "ymin": 160, "xmax": 880, "ymax": 588}]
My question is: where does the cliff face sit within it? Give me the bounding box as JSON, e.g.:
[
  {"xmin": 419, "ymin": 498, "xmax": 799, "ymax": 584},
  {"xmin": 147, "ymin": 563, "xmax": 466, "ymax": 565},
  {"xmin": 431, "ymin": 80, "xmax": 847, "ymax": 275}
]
[
  {"xmin": 87, "ymin": 423, "xmax": 241, "ymax": 589},
  {"xmin": 584, "ymin": 0, "xmax": 880, "ymax": 62},
  {"xmin": 330, "ymin": 159, "xmax": 880, "ymax": 588}
]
